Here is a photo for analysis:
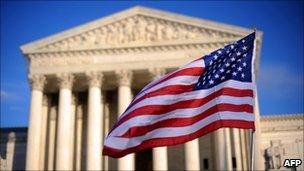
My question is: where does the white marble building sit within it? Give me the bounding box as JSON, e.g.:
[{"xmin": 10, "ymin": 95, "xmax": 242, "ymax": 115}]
[
  {"xmin": 1, "ymin": 114, "xmax": 303, "ymax": 170},
  {"xmin": 0, "ymin": 6, "xmax": 303, "ymax": 171}
]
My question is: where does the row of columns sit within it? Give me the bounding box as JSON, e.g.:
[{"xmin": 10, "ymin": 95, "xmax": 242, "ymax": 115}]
[
  {"xmin": 26, "ymin": 70, "xmax": 168, "ymax": 171},
  {"xmin": 212, "ymin": 94, "xmax": 264, "ymax": 170},
  {"xmin": 26, "ymin": 72, "xmax": 106, "ymax": 171},
  {"xmin": 25, "ymin": 70, "xmax": 261, "ymax": 171},
  {"xmin": 26, "ymin": 69, "xmax": 204, "ymax": 171},
  {"xmin": 214, "ymin": 128, "xmax": 255, "ymax": 170}
]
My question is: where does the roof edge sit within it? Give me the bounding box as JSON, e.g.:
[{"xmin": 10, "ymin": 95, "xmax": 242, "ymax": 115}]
[{"xmin": 261, "ymin": 113, "xmax": 304, "ymax": 121}]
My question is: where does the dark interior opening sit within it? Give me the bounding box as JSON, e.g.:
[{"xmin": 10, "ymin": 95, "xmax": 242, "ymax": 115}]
[
  {"xmin": 232, "ymin": 157, "xmax": 237, "ymax": 169},
  {"xmin": 135, "ymin": 149, "xmax": 152, "ymax": 171},
  {"xmin": 203, "ymin": 158, "xmax": 209, "ymax": 170}
]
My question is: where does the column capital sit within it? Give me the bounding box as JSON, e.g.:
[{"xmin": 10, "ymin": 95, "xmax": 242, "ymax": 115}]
[
  {"xmin": 28, "ymin": 74, "xmax": 46, "ymax": 91},
  {"xmin": 76, "ymin": 105, "xmax": 83, "ymax": 120},
  {"xmin": 115, "ymin": 70, "xmax": 133, "ymax": 86},
  {"xmin": 148, "ymin": 68, "xmax": 166, "ymax": 80},
  {"xmin": 8, "ymin": 132, "xmax": 16, "ymax": 142},
  {"xmin": 50, "ymin": 107, "xmax": 57, "ymax": 121},
  {"xmin": 71, "ymin": 94, "xmax": 78, "ymax": 105},
  {"xmin": 56, "ymin": 73, "xmax": 74, "ymax": 89},
  {"xmin": 42, "ymin": 95, "xmax": 49, "ymax": 106},
  {"xmin": 85, "ymin": 71, "xmax": 103, "ymax": 88}
]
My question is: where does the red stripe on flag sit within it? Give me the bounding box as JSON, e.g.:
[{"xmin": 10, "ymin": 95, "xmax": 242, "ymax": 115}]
[
  {"xmin": 128, "ymin": 84, "xmax": 195, "ymax": 109},
  {"xmin": 141, "ymin": 67, "xmax": 203, "ymax": 93}
]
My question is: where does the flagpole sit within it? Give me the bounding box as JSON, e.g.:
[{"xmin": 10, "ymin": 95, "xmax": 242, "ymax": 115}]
[
  {"xmin": 250, "ymin": 129, "xmax": 255, "ymax": 171},
  {"xmin": 250, "ymin": 27, "xmax": 257, "ymax": 171}
]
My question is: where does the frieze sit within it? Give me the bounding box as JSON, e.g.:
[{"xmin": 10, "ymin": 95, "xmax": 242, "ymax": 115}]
[
  {"xmin": 35, "ymin": 15, "xmax": 238, "ymax": 52},
  {"xmin": 29, "ymin": 54, "xmax": 93, "ymax": 67}
]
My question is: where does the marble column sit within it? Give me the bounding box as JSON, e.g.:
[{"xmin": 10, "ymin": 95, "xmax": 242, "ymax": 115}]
[
  {"xmin": 224, "ymin": 128, "xmax": 233, "ymax": 170},
  {"xmin": 253, "ymin": 93, "xmax": 264, "ymax": 170},
  {"xmin": 116, "ymin": 70, "xmax": 135, "ymax": 171},
  {"xmin": 103, "ymin": 103, "xmax": 110, "ymax": 171},
  {"xmin": 75, "ymin": 104, "xmax": 83, "ymax": 171},
  {"xmin": 47, "ymin": 105, "xmax": 57, "ymax": 170},
  {"xmin": 153, "ymin": 147, "xmax": 168, "ymax": 171},
  {"xmin": 240, "ymin": 129, "xmax": 248, "ymax": 170},
  {"xmin": 39, "ymin": 95, "xmax": 49, "ymax": 170},
  {"xmin": 86, "ymin": 72, "xmax": 103, "ymax": 170},
  {"xmin": 185, "ymin": 139, "xmax": 200, "ymax": 170},
  {"xmin": 26, "ymin": 74, "xmax": 45, "ymax": 171},
  {"xmin": 55, "ymin": 73, "xmax": 74, "ymax": 170},
  {"xmin": 156, "ymin": 62, "xmax": 200, "ymax": 171},
  {"xmin": 245, "ymin": 130, "xmax": 251, "ymax": 169},
  {"xmin": 70, "ymin": 94, "xmax": 77, "ymax": 168},
  {"xmin": 213, "ymin": 129, "xmax": 226, "ymax": 170},
  {"xmin": 232, "ymin": 128, "xmax": 242, "ymax": 170},
  {"xmin": 7, "ymin": 132, "xmax": 16, "ymax": 171},
  {"xmin": 149, "ymin": 68, "xmax": 169, "ymax": 171}
]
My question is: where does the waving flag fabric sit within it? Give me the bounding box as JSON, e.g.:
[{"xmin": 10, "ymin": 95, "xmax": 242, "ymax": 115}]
[{"xmin": 103, "ymin": 32, "xmax": 256, "ymax": 158}]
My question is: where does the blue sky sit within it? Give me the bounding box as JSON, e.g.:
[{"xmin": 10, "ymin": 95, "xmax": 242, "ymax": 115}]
[{"xmin": 1, "ymin": 1, "xmax": 303, "ymax": 127}]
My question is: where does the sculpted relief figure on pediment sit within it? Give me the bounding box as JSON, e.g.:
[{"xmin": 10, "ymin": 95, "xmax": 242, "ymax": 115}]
[{"xmin": 38, "ymin": 15, "xmax": 237, "ymax": 52}]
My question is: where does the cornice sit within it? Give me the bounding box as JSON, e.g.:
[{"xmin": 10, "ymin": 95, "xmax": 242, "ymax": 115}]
[{"xmin": 261, "ymin": 113, "xmax": 304, "ymax": 122}]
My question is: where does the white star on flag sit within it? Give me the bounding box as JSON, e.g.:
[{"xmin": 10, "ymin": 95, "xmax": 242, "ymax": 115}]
[{"xmin": 209, "ymin": 79, "xmax": 214, "ymax": 85}]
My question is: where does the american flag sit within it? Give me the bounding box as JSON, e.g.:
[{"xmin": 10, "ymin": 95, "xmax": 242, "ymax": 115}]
[{"xmin": 103, "ymin": 32, "xmax": 256, "ymax": 158}]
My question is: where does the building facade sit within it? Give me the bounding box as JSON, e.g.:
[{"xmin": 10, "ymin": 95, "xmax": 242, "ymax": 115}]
[
  {"xmin": 1, "ymin": 114, "xmax": 303, "ymax": 170},
  {"xmin": 2, "ymin": 6, "xmax": 302, "ymax": 171}
]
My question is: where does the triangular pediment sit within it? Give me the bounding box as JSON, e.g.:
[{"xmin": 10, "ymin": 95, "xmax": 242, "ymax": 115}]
[{"xmin": 21, "ymin": 6, "xmax": 255, "ymax": 54}]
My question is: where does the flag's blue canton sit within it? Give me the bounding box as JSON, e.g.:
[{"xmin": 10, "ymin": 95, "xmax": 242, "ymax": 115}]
[{"xmin": 195, "ymin": 33, "xmax": 255, "ymax": 90}]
